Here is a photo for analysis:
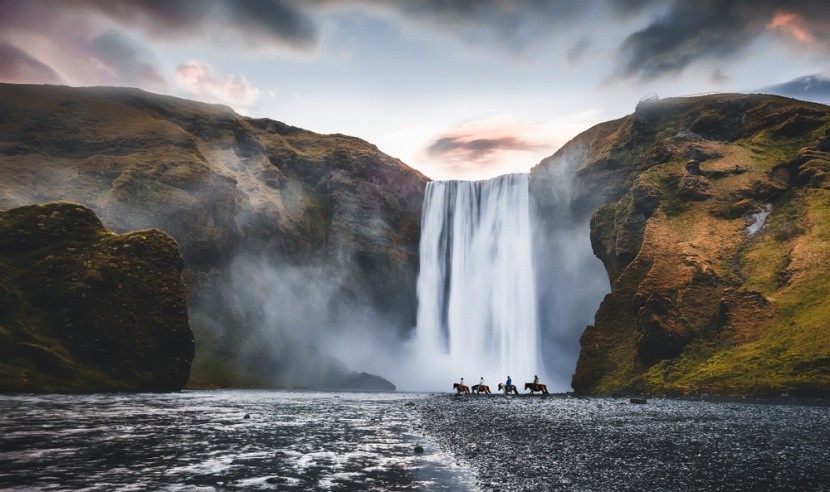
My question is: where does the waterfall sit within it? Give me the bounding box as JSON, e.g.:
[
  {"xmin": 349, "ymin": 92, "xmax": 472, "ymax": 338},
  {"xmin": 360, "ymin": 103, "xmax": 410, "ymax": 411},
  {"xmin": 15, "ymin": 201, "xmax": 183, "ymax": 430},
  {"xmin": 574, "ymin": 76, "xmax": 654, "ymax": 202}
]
[{"xmin": 415, "ymin": 174, "xmax": 540, "ymax": 383}]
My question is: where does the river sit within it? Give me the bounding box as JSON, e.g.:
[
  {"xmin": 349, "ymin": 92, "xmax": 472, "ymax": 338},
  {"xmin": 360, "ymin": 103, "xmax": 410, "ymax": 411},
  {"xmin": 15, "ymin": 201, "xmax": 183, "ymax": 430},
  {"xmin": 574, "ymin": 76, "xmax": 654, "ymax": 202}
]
[{"xmin": 1, "ymin": 391, "xmax": 828, "ymax": 491}]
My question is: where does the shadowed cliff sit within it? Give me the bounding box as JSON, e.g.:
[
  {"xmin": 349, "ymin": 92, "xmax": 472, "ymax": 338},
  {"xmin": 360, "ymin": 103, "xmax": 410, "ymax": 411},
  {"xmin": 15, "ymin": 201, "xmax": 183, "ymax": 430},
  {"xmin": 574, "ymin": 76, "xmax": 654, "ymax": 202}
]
[
  {"xmin": 0, "ymin": 84, "xmax": 426, "ymax": 389},
  {"xmin": 531, "ymin": 93, "xmax": 830, "ymax": 396},
  {"xmin": 0, "ymin": 203, "xmax": 193, "ymax": 392}
]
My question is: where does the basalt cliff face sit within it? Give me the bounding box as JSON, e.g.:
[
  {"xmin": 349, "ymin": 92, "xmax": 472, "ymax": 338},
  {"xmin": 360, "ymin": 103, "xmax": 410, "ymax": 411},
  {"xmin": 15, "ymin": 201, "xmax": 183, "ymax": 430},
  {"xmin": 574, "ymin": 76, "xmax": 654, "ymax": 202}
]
[
  {"xmin": 0, "ymin": 203, "xmax": 193, "ymax": 392},
  {"xmin": 531, "ymin": 94, "xmax": 830, "ymax": 396},
  {"xmin": 0, "ymin": 84, "xmax": 427, "ymax": 389}
]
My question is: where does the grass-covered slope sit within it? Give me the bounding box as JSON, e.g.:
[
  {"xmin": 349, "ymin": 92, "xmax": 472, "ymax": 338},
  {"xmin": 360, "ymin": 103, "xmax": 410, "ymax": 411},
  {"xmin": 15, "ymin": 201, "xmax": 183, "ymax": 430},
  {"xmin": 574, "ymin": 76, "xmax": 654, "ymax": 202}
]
[
  {"xmin": 0, "ymin": 203, "xmax": 194, "ymax": 392},
  {"xmin": 532, "ymin": 94, "xmax": 830, "ymax": 396},
  {"xmin": 0, "ymin": 83, "xmax": 426, "ymax": 389}
]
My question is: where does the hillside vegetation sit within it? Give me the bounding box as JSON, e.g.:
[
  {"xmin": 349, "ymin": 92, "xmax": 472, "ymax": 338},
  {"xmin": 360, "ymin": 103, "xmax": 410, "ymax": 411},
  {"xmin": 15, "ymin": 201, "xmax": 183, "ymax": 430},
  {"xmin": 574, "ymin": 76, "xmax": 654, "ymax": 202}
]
[
  {"xmin": 0, "ymin": 203, "xmax": 193, "ymax": 392},
  {"xmin": 532, "ymin": 94, "xmax": 830, "ymax": 396},
  {"xmin": 0, "ymin": 84, "xmax": 426, "ymax": 389}
]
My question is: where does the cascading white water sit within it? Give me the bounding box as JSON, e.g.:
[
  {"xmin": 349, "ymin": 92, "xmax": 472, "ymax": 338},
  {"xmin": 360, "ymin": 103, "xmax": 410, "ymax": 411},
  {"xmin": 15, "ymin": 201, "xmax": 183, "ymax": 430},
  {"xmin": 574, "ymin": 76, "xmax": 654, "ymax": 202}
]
[{"xmin": 415, "ymin": 173, "xmax": 540, "ymax": 383}]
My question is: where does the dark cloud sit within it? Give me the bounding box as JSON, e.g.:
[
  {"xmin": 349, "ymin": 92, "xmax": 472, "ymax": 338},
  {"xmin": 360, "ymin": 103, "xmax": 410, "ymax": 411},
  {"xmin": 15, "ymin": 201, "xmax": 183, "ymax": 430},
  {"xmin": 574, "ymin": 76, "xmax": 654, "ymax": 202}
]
[
  {"xmin": 81, "ymin": 0, "xmax": 318, "ymax": 51},
  {"xmin": 427, "ymin": 135, "xmax": 545, "ymax": 162},
  {"xmin": 0, "ymin": 42, "xmax": 62, "ymax": 84},
  {"xmin": 760, "ymin": 73, "xmax": 830, "ymax": 103},
  {"xmin": 324, "ymin": 0, "xmax": 590, "ymax": 55},
  {"xmin": 615, "ymin": 0, "xmax": 830, "ymax": 80},
  {"xmin": 90, "ymin": 30, "xmax": 165, "ymax": 85},
  {"xmin": 710, "ymin": 68, "xmax": 729, "ymax": 84},
  {"xmin": 617, "ymin": 2, "xmax": 761, "ymax": 80},
  {"xmin": 567, "ymin": 38, "xmax": 591, "ymax": 65}
]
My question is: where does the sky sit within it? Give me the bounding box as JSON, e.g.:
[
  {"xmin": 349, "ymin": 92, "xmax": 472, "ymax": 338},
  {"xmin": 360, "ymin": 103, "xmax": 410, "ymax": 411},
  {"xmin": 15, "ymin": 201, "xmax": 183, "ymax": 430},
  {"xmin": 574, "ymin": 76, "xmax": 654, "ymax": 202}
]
[{"xmin": 1, "ymin": 0, "xmax": 829, "ymax": 180}]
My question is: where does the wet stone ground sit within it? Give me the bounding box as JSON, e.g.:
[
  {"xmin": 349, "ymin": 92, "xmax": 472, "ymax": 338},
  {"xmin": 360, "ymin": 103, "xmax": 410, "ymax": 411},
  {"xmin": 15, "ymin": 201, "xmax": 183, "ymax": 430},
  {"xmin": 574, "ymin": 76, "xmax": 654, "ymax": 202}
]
[{"xmin": 415, "ymin": 394, "xmax": 830, "ymax": 491}]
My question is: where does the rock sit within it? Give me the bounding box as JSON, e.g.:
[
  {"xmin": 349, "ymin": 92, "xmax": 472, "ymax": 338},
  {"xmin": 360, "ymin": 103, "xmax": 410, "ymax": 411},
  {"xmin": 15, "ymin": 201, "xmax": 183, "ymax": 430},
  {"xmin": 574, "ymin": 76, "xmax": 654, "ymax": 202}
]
[
  {"xmin": 0, "ymin": 84, "xmax": 428, "ymax": 390},
  {"xmin": 685, "ymin": 159, "xmax": 701, "ymax": 175},
  {"xmin": 0, "ymin": 203, "xmax": 194, "ymax": 392},
  {"xmin": 414, "ymin": 445, "xmax": 424, "ymax": 454},
  {"xmin": 630, "ymin": 398, "xmax": 648, "ymax": 404},
  {"xmin": 678, "ymin": 172, "xmax": 712, "ymax": 201},
  {"xmin": 539, "ymin": 94, "xmax": 830, "ymax": 398},
  {"xmin": 338, "ymin": 371, "xmax": 396, "ymax": 391},
  {"xmin": 243, "ymin": 414, "xmax": 251, "ymax": 419}
]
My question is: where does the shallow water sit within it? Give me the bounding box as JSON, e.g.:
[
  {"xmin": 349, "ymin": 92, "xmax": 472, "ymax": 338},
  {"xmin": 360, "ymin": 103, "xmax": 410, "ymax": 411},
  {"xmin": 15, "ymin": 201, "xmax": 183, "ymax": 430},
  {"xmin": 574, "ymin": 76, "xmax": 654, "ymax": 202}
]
[
  {"xmin": 2, "ymin": 391, "xmax": 828, "ymax": 491},
  {"xmin": 0, "ymin": 391, "xmax": 472, "ymax": 491}
]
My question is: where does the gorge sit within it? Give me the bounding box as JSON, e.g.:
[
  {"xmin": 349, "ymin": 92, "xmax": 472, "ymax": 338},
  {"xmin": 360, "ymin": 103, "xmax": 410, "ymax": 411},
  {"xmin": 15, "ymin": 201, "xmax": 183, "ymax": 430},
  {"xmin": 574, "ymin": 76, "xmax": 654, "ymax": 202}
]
[{"xmin": 1, "ymin": 85, "xmax": 828, "ymax": 396}]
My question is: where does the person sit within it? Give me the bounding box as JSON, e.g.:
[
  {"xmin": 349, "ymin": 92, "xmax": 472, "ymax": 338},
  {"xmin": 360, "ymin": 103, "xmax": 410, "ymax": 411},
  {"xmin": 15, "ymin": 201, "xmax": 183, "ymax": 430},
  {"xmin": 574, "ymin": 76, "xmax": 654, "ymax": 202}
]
[
  {"xmin": 533, "ymin": 375, "xmax": 540, "ymax": 386},
  {"xmin": 459, "ymin": 377, "xmax": 464, "ymax": 388},
  {"xmin": 505, "ymin": 375, "xmax": 512, "ymax": 395},
  {"xmin": 478, "ymin": 377, "xmax": 485, "ymax": 394}
]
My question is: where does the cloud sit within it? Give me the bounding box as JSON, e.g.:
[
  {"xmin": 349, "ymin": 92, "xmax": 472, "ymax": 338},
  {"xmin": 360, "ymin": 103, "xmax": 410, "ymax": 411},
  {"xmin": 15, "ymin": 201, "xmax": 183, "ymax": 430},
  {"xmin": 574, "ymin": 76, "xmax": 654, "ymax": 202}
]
[
  {"xmin": 767, "ymin": 11, "xmax": 818, "ymax": 44},
  {"xmin": 175, "ymin": 60, "xmax": 260, "ymax": 109},
  {"xmin": 0, "ymin": 42, "xmax": 62, "ymax": 84},
  {"xmin": 418, "ymin": 114, "xmax": 600, "ymax": 180},
  {"xmin": 710, "ymin": 68, "xmax": 729, "ymax": 84},
  {"xmin": 79, "ymin": 0, "xmax": 319, "ymax": 52},
  {"xmin": 90, "ymin": 30, "xmax": 165, "ymax": 85},
  {"xmin": 427, "ymin": 135, "xmax": 545, "ymax": 163},
  {"xmin": 318, "ymin": 0, "xmax": 590, "ymax": 57},
  {"xmin": 614, "ymin": 0, "xmax": 830, "ymax": 80},
  {"xmin": 759, "ymin": 73, "xmax": 830, "ymax": 103},
  {"xmin": 567, "ymin": 38, "xmax": 592, "ymax": 65},
  {"xmin": 616, "ymin": 2, "xmax": 760, "ymax": 80}
]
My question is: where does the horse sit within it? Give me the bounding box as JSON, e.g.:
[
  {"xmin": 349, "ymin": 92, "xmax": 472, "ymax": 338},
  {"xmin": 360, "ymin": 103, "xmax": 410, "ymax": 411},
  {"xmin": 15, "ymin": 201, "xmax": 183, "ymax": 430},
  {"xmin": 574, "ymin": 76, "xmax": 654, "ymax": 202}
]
[
  {"xmin": 525, "ymin": 382, "xmax": 549, "ymax": 395},
  {"xmin": 497, "ymin": 383, "xmax": 519, "ymax": 395},
  {"xmin": 453, "ymin": 383, "xmax": 470, "ymax": 394},
  {"xmin": 471, "ymin": 384, "xmax": 491, "ymax": 394}
]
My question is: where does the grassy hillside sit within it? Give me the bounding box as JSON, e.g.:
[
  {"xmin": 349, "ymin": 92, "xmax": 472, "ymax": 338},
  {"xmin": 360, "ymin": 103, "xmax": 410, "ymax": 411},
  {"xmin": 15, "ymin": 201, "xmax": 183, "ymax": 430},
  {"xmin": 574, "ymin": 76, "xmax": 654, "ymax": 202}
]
[
  {"xmin": 0, "ymin": 83, "xmax": 426, "ymax": 389},
  {"xmin": 532, "ymin": 94, "xmax": 830, "ymax": 396}
]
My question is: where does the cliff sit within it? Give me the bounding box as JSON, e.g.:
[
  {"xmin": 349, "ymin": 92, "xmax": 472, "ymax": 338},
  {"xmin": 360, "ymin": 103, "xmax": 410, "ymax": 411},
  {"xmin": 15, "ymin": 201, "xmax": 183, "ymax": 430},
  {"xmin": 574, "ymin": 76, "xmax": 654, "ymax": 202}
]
[
  {"xmin": 0, "ymin": 203, "xmax": 193, "ymax": 392},
  {"xmin": 531, "ymin": 93, "xmax": 830, "ymax": 396},
  {"xmin": 0, "ymin": 84, "xmax": 426, "ymax": 389}
]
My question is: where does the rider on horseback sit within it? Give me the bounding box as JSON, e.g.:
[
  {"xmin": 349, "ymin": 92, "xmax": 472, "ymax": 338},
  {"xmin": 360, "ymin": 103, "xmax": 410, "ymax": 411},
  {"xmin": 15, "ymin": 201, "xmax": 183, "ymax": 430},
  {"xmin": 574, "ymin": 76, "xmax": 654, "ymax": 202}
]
[{"xmin": 505, "ymin": 375, "xmax": 512, "ymax": 395}]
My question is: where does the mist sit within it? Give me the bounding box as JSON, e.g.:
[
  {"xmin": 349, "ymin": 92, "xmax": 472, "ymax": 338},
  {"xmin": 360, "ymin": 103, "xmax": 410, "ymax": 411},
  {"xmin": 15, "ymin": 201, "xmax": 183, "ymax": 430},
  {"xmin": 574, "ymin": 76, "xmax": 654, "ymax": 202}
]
[{"xmin": 531, "ymin": 144, "xmax": 611, "ymax": 392}]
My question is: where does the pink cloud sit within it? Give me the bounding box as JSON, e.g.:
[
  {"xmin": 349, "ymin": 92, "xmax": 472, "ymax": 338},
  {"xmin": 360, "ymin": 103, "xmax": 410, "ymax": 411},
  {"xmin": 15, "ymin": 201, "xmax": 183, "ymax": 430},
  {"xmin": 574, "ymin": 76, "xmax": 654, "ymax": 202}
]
[
  {"xmin": 174, "ymin": 60, "xmax": 260, "ymax": 109},
  {"xmin": 767, "ymin": 11, "xmax": 818, "ymax": 44},
  {"xmin": 420, "ymin": 116, "xmax": 559, "ymax": 179},
  {"xmin": 0, "ymin": 42, "xmax": 63, "ymax": 84}
]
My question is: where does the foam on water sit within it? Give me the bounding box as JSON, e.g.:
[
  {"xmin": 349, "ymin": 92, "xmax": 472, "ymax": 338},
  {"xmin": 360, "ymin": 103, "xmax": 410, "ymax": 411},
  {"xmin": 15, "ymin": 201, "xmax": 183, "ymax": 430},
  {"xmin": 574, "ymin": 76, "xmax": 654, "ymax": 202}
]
[{"xmin": 0, "ymin": 391, "xmax": 474, "ymax": 491}]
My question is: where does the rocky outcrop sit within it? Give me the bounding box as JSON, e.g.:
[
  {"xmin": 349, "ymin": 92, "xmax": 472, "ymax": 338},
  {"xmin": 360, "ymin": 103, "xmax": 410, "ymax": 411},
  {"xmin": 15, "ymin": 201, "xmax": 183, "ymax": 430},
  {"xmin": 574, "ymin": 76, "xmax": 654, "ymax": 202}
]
[
  {"xmin": 532, "ymin": 93, "xmax": 830, "ymax": 396},
  {"xmin": 0, "ymin": 203, "xmax": 193, "ymax": 392},
  {"xmin": 0, "ymin": 84, "xmax": 427, "ymax": 389}
]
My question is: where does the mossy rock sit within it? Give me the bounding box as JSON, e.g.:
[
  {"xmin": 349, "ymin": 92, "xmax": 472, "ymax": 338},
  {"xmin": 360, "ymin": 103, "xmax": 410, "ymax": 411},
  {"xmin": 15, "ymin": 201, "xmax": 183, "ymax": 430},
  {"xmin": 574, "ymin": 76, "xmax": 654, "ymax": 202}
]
[{"xmin": 0, "ymin": 202, "xmax": 194, "ymax": 392}]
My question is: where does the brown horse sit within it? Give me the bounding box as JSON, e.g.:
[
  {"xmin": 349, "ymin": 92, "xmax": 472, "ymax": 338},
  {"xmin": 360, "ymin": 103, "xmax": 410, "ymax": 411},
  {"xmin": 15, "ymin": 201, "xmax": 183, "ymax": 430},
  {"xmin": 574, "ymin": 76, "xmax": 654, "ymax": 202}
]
[
  {"xmin": 525, "ymin": 382, "xmax": 549, "ymax": 395},
  {"xmin": 453, "ymin": 383, "xmax": 470, "ymax": 394},
  {"xmin": 497, "ymin": 383, "xmax": 519, "ymax": 395},
  {"xmin": 471, "ymin": 384, "xmax": 491, "ymax": 394}
]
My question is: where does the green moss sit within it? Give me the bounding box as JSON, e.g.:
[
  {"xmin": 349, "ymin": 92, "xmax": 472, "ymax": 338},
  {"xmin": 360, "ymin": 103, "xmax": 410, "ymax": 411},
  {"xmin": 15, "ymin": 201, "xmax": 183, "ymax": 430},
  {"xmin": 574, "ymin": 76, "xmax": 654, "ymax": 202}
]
[
  {"xmin": 655, "ymin": 169, "xmax": 688, "ymax": 217},
  {"xmin": 0, "ymin": 203, "xmax": 194, "ymax": 393},
  {"xmin": 570, "ymin": 95, "xmax": 830, "ymax": 397}
]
